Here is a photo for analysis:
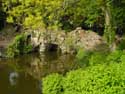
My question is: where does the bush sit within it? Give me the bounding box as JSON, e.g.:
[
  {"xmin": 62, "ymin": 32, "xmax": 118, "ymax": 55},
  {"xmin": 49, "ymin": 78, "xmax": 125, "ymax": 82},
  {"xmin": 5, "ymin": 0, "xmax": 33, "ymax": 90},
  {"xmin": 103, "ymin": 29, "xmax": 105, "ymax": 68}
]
[
  {"xmin": 88, "ymin": 52, "xmax": 107, "ymax": 66},
  {"xmin": 120, "ymin": 51, "xmax": 125, "ymax": 62},
  {"xmin": 76, "ymin": 48, "xmax": 125, "ymax": 66},
  {"xmin": 7, "ymin": 34, "xmax": 33, "ymax": 57},
  {"xmin": 23, "ymin": 44, "xmax": 33, "ymax": 54},
  {"xmin": 42, "ymin": 49, "xmax": 125, "ymax": 94},
  {"xmin": 76, "ymin": 48, "xmax": 109, "ymax": 66},
  {"xmin": 42, "ymin": 62, "xmax": 125, "ymax": 94},
  {"xmin": 42, "ymin": 73, "xmax": 63, "ymax": 94},
  {"xmin": 117, "ymin": 38, "xmax": 125, "ymax": 50},
  {"xmin": 64, "ymin": 63, "xmax": 125, "ymax": 94},
  {"xmin": 107, "ymin": 50, "xmax": 123, "ymax": 63}
]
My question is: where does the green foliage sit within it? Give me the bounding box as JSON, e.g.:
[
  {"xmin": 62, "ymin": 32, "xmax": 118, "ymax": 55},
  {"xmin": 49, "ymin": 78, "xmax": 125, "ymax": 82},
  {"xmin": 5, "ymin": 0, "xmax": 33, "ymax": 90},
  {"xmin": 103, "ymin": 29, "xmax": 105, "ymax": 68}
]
[
  {"xmin": 76, "ymin": 48, "xmax": 125, "ymax": 66},
  {"xmin": 2, "ymin": 0, "xmax": 64, "ymax": 29},
  {"xmin": 7, "ymin": 34, "xmax": 33, "ymax": 57},
  {"xmin": 1, "ymin": 0, "xmax": 124, "ymax": 30},
  {"xmin": 88, "ymin": 52, "xmax": 107, "ymax": 65},
  {"xmin": 117, "ymin": 38, "xmax": 125, "ymax": 50},
  {"xmin": 76, "ymin": 48, "xmax": 109, "ymax": 66},
  {"xmin": 23, "ymin": 44, "xmax": 33, "ymax": 54},
  {"xmin": 63, "ymin": 63, "xmax": 125, "ymax": 94},
  {"xmin": 76, "ymin": 48, "xmax": 92, "ymax": 65},
  {"xmin": 106, "ymin": 50, "xmax": 123, "ymax": 63},
  {"xmin": 1, "ymin": 0, "xmax": 125, "ymax": 45},
  {"xmin": 76, "ymin": 48, "xmax": 85, "ymax": 60},
  {"xmin": 104, "ymin": 26, "xmax": 116, "ymax": 44},
  {"xmin": 42, "ymin": 61, "xmax": 125, "ymax": 94},
  {"xmin": 42, "ymin": 73, "xmax": 63, "ymax": 94},
  {"xmin": 120, "ymin": 54, "xmax": 125, "ymax": 63}
]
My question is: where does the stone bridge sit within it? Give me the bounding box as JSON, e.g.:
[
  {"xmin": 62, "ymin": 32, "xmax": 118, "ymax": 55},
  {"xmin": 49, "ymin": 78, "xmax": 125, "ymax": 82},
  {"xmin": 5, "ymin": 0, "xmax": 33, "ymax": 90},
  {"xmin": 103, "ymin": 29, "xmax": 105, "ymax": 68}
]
[{"xmin": 31, "ymin": 27, "xmax": 107, "ymax": 54}]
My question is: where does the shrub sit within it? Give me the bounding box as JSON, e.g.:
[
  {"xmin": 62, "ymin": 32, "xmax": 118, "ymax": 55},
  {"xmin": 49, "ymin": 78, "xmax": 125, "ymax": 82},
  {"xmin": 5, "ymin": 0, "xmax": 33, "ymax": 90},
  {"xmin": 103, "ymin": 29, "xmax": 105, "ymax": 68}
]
[
  {"xmin": 63, "ymin": 63, "xmax": 125, "ymax": 94},
  {"xmin": 23, "ymin": 44, "xmax": 33, "ymax": 54},
  {"xmin": 88, "ymin": 51, "xmax": 110, "ymax": 66},
  {"xmin": 76, "ymin": 48, "xmax": 125, "ymax": 66},
  {"xmin": 120, "ymin": 51, "xmax": 125, "ymax": 62},
  {"xmin": 76, "ymin": 48, "xmax": 108, "ymax": 66},
  {"xmin": 42, "ymin": 49, "xmax": 125, "ymax": 94},
  {"xmin": 7, "ymin": 34, "xmax": 33, "ymax": 57},
  {"xmin": 106, "ymin": 50, "xmax": 123, "ymax": 63},
  {"xmin": 42, "ymin": 61, "xmax": 125, "ymax": 94},
  {"xmin": 42, "ymin": 73, "xmax": 63, "ymax": 94},
  {"xmin": 117, "ymin": 38, "xmax": 125, "ymax": 50}
]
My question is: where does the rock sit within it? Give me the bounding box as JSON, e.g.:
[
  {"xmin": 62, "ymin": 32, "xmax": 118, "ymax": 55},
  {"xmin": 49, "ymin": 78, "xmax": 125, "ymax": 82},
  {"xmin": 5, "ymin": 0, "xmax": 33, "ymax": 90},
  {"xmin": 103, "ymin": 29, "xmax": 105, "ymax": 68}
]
[{"xmin": 39, "ymin": 43, "xmax": 46, "ymax": 52}]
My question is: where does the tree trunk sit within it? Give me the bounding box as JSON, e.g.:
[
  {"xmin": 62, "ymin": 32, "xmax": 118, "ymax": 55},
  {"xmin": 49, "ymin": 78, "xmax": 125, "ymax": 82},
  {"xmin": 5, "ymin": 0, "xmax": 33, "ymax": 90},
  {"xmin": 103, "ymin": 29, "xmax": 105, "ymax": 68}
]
[{"xmin": 102, "ymin": 5, "xmax": 116, "ymax": 50}]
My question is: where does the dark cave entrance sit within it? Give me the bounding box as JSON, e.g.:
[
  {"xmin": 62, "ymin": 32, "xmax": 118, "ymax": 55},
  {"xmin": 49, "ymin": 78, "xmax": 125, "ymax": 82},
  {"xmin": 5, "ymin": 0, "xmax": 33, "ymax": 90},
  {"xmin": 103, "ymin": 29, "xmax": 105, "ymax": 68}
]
[{"xmin": 46, "ymin": 43, "xmax": 60, "ymax": 52}]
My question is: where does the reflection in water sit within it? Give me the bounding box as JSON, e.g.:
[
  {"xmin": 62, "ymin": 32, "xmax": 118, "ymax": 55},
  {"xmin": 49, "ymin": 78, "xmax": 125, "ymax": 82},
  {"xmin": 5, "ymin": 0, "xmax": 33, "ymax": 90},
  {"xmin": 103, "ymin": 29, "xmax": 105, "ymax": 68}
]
[
  {"xmin": 0, "ymin": 52, "xmax": 80, "ymax": 94},
  {"xmin": 0, "ymin": 64, "xmax": 41, "ymax": 94},
  {"xmin": 38, "ymin": 80, "xmax": 42, "ymax": 93},
  {"xmin": 9, "ymin": 72, "xmax": 19, "ymax": 86}
]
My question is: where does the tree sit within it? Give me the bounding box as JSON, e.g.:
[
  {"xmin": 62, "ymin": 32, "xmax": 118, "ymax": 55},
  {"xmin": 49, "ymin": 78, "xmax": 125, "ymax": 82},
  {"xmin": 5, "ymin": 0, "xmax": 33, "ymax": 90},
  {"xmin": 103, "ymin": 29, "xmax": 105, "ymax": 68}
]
[
  {"xmin": 1, "ymin": 0, "xmax": 125, "ymax": 45},
  {"xmin": 2, "ymin": 0, "xmax": 64, "ymax": 30}
]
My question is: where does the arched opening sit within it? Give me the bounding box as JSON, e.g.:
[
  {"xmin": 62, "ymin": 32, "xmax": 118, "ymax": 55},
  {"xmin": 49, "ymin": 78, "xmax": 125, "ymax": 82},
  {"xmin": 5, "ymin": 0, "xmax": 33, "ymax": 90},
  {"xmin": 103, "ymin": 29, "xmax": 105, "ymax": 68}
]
[{"xmin": 46, "ymin": 43, "xmax": 59, "ymax": 52}]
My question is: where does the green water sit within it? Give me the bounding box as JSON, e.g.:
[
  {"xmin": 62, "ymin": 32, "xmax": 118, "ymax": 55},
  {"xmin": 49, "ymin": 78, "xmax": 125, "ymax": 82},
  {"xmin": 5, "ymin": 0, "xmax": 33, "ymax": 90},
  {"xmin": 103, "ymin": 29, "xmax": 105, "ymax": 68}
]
[{"xmin": 0, "ymin": 52, "xmax": 79, "ymax": 94}]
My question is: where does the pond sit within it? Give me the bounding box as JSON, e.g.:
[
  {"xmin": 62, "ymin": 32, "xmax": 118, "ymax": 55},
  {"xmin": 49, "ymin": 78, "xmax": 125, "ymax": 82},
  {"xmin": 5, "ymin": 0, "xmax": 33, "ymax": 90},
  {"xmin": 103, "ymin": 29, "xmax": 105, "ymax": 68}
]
[{"xmin": 0, "ymin": 52, "xmax": 80, "ymax": 94}]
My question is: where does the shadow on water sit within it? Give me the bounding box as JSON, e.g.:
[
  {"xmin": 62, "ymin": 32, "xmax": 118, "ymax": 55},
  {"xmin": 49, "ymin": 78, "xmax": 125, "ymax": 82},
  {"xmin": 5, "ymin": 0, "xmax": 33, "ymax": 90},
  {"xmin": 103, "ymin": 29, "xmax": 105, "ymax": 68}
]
[{"xmin": 0, "ymin": 52, "xmax": 80, "ymax": 94}]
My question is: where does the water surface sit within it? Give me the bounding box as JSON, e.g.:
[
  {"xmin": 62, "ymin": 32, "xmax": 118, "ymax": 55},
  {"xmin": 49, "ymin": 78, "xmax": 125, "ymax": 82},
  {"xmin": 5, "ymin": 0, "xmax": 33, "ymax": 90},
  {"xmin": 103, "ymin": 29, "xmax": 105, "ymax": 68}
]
[{"xmin": 0, "ymin": 52, "xmax": 79, "ymax": 94}]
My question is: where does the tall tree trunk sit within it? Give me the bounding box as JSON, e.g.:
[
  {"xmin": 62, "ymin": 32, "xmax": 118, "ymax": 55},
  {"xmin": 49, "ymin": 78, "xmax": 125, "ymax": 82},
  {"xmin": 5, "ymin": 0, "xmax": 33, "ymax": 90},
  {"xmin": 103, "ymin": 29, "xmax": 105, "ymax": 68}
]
[
  {"xmin": 104, "ymin": 6, "xmax": 112, "ymax": 42},
  {"xmin": 102, "ymin": 5, "xmax": 116, "ymax": 50}
]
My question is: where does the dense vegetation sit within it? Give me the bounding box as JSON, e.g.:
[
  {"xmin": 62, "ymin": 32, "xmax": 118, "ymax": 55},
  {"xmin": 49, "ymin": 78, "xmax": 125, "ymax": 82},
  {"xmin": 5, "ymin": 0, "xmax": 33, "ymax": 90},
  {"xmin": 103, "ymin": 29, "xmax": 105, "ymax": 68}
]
[
  {"xmin": 0, "ymin": 0, "xmax": 125, "ymax": 44},
  {"xmin": 42, "ymin": 50, "xmax": 125, "ymax": 94}
]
